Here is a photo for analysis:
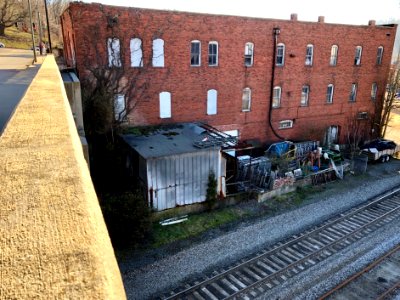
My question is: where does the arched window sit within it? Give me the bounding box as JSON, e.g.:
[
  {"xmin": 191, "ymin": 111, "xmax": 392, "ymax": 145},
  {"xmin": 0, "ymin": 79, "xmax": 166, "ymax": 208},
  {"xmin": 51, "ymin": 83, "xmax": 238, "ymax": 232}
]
[
  {"xmin": 371, "ymin": 83, "xmax": 378, "ymax": 101},
  {"xmin": 301, "ymin": 85, "xmax": 310, "ymax": 106},
  {"xmin": 152, "ymin": 38, "xmax": 164, "ymax": 67},
  {"xmin": 376, "ymin": 46, "xmax": 384, "ymax": 65},
  {"xmin": 130, "ymin": 38, "xmax": 143, "ymax": 67},
  {"xmin": 276, "ymin": 43, "xmax": 285, "ymax": 66},
  {"xmin": 354, "ymin": 46, "xmax": 362, "ymax": 66},
  {"xmin": 242, "ymin": 87, "xmax": 251, "ymax": 111},
  {"xmin": 305, "ymin": 44, "xmax": 314, "ymax": 66},
  {"xmin": 159, "ymin": 91, "xmax": 171, "ymax": 118},
  {"xmin": 207, "ymin": 89, "xmax": 217, "ymax": 115},
  {"xmin": 279, "ymin": 120, "xmax": 293, "ymax": 129},
  {"xmin": 330, "ymin": 45, "xmax": 338, "ymax": 66},
  {"xmin": 326, "ymin": 84, "xmax": 334, "ymax": 103},
  {"xmin": 349, "ymin": 83, "xmax": 357, "ymax": 102},
  {"xmin": 272, "ymin": 86, "xmax": 281, "ymax": 108}
]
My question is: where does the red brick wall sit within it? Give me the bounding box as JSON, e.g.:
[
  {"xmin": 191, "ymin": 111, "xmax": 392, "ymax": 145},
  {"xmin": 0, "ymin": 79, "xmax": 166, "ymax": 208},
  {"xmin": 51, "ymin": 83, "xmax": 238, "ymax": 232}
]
[{"xmin": 61, "ymin": 3, "xmax": 397, "ymax": 145}]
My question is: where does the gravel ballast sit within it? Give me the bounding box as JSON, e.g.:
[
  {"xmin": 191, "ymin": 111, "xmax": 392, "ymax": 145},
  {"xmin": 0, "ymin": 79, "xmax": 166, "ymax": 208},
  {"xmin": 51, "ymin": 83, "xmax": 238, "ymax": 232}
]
[{"xmin": 119, "ymin": 161, "xmax": 400, "ymax": 300}]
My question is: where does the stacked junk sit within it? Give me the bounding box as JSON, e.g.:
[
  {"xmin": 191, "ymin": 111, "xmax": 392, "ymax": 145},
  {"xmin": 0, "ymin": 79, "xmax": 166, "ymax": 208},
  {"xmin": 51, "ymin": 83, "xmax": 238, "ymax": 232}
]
[{"xmin": 231, "ymin": 141, "xmax": 345, "ymax": 195}]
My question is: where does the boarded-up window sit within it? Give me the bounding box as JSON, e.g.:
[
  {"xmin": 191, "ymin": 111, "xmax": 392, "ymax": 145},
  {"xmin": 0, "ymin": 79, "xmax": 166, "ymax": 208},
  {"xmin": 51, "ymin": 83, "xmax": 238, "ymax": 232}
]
[
  {"xmin": 300, "ymin": 85, "xmax": 310, "ymax": 106},
  {"xmin": 107, "ymin": 38, "xmax": 121, "ymax": 67},
  {"xmin": 159, "ymin": 91, "xmax": 171, "ymax": 118},
  {"xmin": 207, "ymin": 89, "xmax": 217, "ymax": 115},
  {"xmin": 242, "ymin": 88, "xmax": 251, "ymax": 111},
  {"xmin": 114, "ymin": 94, "xmax": 125, "ymax": 121},
  {"xmin": 330, "ymin": 45, "xmax": 338, "ymax": 66},
  {"xmin": 272, "ymin": 86, "xmax": 281, "ymax": 108},
  {"xmin": 153, "ymin": 38, "xmax": 164, "ymax": 67},
  {"xmin": 130, "ymin": 38, "xmax": 143, "ymax": 67}
]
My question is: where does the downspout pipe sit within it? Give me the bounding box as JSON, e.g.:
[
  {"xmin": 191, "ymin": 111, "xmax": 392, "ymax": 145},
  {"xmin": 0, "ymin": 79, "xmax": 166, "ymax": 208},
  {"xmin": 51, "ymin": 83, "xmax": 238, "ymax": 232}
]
[{"xmin": 268, "ymin": 27, "xmax": 285, "ymax": 140}]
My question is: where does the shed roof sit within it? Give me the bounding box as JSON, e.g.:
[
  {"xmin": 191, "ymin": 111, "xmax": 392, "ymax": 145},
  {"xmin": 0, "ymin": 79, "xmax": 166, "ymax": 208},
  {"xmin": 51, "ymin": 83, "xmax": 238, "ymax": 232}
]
[{"xmin": 122, "ymin": 123, "xmax": 222, "ymax": 159}]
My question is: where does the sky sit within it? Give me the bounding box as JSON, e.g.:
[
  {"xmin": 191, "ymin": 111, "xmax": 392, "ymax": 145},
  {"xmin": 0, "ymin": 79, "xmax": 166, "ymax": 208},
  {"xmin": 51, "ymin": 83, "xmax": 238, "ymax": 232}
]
[{"xmin": 83, "ymin": 0, "xmax": 400, "ymax": 25}]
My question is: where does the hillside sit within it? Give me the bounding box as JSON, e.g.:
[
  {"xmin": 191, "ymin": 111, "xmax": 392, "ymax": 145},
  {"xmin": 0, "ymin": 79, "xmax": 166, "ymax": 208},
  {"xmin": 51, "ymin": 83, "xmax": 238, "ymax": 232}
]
[{"xmin": 0, "ymin": 26, "xmax": 42, "ymax": 49}]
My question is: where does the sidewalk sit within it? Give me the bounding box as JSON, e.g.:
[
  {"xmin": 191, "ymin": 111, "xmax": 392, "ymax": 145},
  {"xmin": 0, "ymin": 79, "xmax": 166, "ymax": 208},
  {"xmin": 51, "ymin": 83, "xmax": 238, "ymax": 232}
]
[{"xmin": 0, "ymin": 48, "xmax": 45, "ymax": 70}]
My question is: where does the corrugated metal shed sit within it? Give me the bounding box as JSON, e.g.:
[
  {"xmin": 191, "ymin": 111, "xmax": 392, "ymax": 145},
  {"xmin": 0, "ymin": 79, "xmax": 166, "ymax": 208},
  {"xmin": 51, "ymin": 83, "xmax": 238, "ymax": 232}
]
[{"xmin": 122, "ymin": 123, "xmax": 226, "ymax": 211}]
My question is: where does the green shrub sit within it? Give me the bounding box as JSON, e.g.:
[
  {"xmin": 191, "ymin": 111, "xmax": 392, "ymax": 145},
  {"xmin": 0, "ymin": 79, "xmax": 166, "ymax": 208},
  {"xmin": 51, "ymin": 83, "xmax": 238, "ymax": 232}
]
[
  {"xmin": 100, "ymin": 191, "xmax": 152, "ymax": 248},
  {"xmin": 205, "ymin": 171, "xmax": 218, "ymax": 211}
]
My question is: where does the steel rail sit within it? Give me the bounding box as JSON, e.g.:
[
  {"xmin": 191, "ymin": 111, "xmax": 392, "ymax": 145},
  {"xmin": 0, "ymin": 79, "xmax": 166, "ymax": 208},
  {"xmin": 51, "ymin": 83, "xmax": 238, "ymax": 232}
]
[{"xmin": 164, "ymin": 187, "xmax": 400, "ymax": 300}]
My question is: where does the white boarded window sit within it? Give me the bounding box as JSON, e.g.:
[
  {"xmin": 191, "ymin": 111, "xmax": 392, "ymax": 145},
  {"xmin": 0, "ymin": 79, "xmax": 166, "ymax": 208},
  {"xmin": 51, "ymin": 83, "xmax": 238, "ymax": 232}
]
[
  {"xmin": 191, "ymin": 40, "xmax": 201, "ymax": 66},
  {"xmin": 207, "ymin": 89, "xmax": 217, "ymax": 115},
  {"xmin": 305, "ymin": 44, "xmax": 313, "ymax": 66},
  {"xmin": 354, "ymin": 46, "xmax": 362, "ymax": 65},
  {"xmin": 326, "ymin": 84, "xmax": 334, "ymax": 103},
  {"xmin": 376, "ymin": 46, "xmax": 383, "ymax": 65},
  {"xmin": 152, "ymin": 38, "xmax": 164, "ymax": 67},
  {"xmin": 276, "ymin": 43, "xmax": 285, "ymax": 66},
  {"xmin": 330, "ymin": 45, "xmax": 338, "ymax": 66},
  {"xmin": 301, "ymin": 85, "xmax": 310, "ymax": 106},
  {"xmin": 159, "ymin": 91, "xmax": 171, "ymax": 118},
  {"xmin": 208, "ymin": 41, "xmax": 218, "ymax": 66},
  {"xmin": 114, "ymin": 94, "xmax": 125, "ymax": 121},
  {"xmin": 107, "ymin": 37, "xmax": 121, "ymax": 67},
  {"xmin": 130, "ymin": 38, "xmax": 143, "ymax": 67},
  {"xmin": 371, "ymin": 83, "xmax": 378, "ymax": 101},
  {"xmin": 279, "ymin": 120, "xmax": 293, "ymax": 129},
  {"xmin": 242, "ymin": 87, "xmax": 251, "ymax": 111},
  {"xmin": 272, "ymin": 86, "xmax": 281, "ymax": 108},
  {"xmin": 244, "ymin": 42, "xmax": 254, "ymax": 66}
]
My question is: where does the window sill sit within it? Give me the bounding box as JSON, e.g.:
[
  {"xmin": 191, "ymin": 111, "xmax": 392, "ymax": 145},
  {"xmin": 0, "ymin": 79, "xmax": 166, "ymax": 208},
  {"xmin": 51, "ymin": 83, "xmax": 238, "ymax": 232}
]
[
  {"xmin": 190, "ymin": 65, "xmax": 201, "ymax": 67},
  {"xmin": 208, "ymin": 65, "xmax": 218, "ymax": 67},
  {"xmin": 242, "ymin": 109, "xmax": 251, "ymax": 112}
]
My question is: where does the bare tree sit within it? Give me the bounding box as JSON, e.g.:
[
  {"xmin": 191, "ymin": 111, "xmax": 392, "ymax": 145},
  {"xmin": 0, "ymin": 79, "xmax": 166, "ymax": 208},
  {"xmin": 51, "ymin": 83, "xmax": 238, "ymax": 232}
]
[
  {"xmin": 0, "ymin": 0, "xmax": 27, "ymax": 36},
  {"xmin": 345, "ymin": 113, "xmax": 370, "ymax": 158},
  {"xmin": 379, "ymin": 60, "xmax": 400, "ymax": 137},
  {"xmin": 80, "ymin": 13, "xmax": 172, "ymax": 141}
]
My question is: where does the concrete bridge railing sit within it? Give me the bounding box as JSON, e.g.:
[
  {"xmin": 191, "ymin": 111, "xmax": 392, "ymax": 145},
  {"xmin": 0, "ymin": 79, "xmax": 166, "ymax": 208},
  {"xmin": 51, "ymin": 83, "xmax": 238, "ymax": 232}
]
[{"xmin": 0, "ymin": 56, "xmax": 126, "ymax": 299}]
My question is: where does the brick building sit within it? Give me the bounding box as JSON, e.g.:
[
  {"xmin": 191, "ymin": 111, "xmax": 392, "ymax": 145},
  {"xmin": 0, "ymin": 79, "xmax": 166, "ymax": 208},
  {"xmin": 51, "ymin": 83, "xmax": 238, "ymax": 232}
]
[{"xmin": 61, "ymin": 2, "xmax": 397, "ymax": 145}]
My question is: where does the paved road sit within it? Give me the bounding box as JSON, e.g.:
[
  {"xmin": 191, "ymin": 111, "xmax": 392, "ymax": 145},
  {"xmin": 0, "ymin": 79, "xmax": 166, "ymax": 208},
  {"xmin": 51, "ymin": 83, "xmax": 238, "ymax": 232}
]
[{"xmin": 0, "ymin": 49, "xmax": 41, "ymax": 134}]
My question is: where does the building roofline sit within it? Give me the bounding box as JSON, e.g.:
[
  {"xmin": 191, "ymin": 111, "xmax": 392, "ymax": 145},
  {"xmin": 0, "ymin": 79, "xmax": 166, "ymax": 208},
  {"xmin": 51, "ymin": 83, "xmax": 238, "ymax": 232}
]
[{"xmin": 70, "ymin": 1, "xmax": 397, "ymax": 29}]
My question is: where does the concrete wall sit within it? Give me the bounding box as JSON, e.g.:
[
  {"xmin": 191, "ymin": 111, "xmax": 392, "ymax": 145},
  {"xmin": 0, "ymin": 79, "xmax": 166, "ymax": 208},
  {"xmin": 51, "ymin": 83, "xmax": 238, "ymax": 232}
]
[
  {"xmin": 61, "ymin": 2, "xmax": 396, "ymax": 144},
  {"xmin": 0, "ymin": 56, "xmax": 126, "ymax": 299}
]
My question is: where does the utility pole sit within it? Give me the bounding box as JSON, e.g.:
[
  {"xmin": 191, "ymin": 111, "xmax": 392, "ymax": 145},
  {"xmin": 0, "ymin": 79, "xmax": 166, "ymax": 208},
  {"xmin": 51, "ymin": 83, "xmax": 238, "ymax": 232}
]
[
  {"xmin": 44, "ymin": 0, "xmax": 52, "ymax": 53},
  {"xmin": 38, "ymin": 12, "xmax": 43, "ymax": 55},
  {"xmin": 28, "ymin": 0, "xmax": 37, "ymax": 62}
]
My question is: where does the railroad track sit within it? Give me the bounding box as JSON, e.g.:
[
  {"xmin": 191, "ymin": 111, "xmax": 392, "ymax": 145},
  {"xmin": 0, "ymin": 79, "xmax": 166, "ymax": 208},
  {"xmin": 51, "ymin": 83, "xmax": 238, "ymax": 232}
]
[
  {"xmin": 162, "ymin": 188, "xmax": 400, "ymax": 300},
  {"xmin": 320, "ymin": 244, "xmax": 400, "ymax": 300}
]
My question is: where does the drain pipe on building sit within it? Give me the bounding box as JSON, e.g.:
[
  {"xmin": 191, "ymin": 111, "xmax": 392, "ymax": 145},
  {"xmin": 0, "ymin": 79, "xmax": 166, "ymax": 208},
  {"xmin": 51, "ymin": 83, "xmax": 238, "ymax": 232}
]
[{"xmin": 268, "ymin": 27, "xmax": 285, "ymax": 140}]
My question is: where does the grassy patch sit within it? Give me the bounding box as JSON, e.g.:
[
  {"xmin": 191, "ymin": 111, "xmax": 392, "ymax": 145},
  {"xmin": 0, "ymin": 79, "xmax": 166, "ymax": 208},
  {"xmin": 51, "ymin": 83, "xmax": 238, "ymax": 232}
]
[
  {"xmin": 151, "ymin": 207, "xmax": 248, "ymax": 247},
  {"xmin": 0, "ymin": 27, "xmax": 40, "ymax": 49}
]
